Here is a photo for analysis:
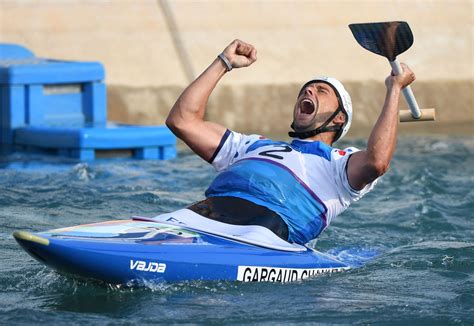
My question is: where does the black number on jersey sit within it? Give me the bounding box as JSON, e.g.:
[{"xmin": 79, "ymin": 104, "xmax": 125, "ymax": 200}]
[{"xmin": 258, "ymin": 145, "xmax": 292, "ymax": 160}]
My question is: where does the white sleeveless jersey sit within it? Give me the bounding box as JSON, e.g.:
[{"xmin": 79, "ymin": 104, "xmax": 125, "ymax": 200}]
[{"xmin": 206, "ymin": 130, "xmax": 377, "ymax": 244}]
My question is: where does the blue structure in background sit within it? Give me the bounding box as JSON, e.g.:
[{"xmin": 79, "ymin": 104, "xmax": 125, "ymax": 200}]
[{"xmin": 0, "ymin": 43, "xmax": 176, "ymax": 160}]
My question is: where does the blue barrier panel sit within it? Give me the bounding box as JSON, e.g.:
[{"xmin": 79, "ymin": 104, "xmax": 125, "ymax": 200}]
[{"xmin": 0, "ymin": 43, "xmax": 176, "ymax": 160}]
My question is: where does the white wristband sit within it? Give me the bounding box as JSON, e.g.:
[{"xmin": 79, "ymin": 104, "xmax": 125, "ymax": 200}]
[{"xmin": 217, "ymin": 53, "xmax": 233, "ymax": 72}]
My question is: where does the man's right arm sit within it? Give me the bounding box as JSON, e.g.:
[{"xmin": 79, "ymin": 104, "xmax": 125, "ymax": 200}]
[{"xmin": 166, "ymin": 39, "xmax": 257, "ymax": 162}]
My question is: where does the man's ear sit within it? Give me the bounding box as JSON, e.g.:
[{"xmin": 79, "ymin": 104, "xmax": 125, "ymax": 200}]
[{"xmin": 333, "ymin": 111, "xmax": 346, "ymax": 125}]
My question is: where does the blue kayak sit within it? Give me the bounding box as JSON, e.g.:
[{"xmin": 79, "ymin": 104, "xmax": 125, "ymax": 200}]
[{"xmin": 13, "ymin": 210, "xmax": 349, "ymax": 284}]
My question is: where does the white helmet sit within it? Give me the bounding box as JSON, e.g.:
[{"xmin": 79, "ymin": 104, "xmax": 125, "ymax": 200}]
[{"xmin": 297, "ymin": 76, "xmax": 353, "ymax": 142}]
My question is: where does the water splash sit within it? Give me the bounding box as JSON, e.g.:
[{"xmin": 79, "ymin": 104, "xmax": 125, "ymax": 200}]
[
  {"xmin": 72, "ymin": 163, "xmax": 95, "ymax": 181},
  {"xmin": 326, "ymin": 246, "xmax": 381, "ymax": 268}
]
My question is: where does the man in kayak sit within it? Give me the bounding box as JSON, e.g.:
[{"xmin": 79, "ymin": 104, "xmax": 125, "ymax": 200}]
[{"xmin": 166, "ymin": 39, "xmax": 416, "ymax": 245}]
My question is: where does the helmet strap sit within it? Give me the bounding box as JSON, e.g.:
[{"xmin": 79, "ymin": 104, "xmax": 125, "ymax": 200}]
[{"xmin": 289, "ymin": 106, "xmax": 343, "ymax": 140}]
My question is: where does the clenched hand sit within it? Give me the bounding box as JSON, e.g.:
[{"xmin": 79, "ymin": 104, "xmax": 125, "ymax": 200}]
[{"xmin": 222, "ymin": 39, "xmax": 257, "ymax": 69}]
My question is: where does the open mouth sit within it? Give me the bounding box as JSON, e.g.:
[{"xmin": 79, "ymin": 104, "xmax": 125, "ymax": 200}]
[{"xmin": 300, "ymin": 98, "xmax": 315, "ymax": 115}]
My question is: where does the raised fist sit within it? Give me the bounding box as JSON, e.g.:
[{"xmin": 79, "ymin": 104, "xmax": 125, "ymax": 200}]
[{"xmin": 222, "ymin": 39, "xmax": 257, "ymax": 69}]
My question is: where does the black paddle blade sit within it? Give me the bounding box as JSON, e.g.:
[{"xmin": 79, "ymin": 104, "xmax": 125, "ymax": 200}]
[{"xmin": 349, "ymin": 21, "xmax": 414, "ymax": 61}]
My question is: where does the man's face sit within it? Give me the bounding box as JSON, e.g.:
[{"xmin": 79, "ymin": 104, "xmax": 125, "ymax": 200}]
[{"xmin": 292, "ymin": 82, "xmax": 340, "ymax": 132}]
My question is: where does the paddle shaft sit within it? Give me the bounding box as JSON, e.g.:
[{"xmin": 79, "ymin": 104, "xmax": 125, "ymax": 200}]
[{"xmin": 389, "ymin": 59, "xmax": 422, "ymax": 119}]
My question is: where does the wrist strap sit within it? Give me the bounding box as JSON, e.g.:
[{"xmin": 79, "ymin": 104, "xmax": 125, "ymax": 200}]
[{"xmin": 217, "ymin": 53, "xmax": 233, "ymax": 72}]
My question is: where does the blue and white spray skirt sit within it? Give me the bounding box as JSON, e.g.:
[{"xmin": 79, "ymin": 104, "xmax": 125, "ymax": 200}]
[{"xmin": 13, "ymin": 209, "xmax": 350, "ymax": 284}]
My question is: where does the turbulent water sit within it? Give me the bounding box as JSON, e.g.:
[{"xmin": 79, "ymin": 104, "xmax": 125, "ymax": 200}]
[{"xmin": 0, "ymin": 136, "xmax": 473, "ymax": 325}]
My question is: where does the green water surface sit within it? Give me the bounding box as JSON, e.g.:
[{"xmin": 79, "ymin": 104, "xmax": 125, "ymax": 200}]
[{"xmin": 0, "ymin": 136, "xmax": 473, "ymax": 325}]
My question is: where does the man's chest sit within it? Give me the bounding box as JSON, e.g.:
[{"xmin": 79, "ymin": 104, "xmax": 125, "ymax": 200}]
[{"xmin": 235, "ymin": 142, "xmax": 335, "ymax": 190}]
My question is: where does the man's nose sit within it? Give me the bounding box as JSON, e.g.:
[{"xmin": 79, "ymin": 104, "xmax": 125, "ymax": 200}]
[{"xmin": 304, "ymin": 87, "xmax": 314, "ymax": 96}]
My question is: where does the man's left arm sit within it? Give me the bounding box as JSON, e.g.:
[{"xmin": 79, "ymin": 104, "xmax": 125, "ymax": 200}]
[{"xmin": 347, "ymin": 63, "xmax": 416, "ymax": 190}]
